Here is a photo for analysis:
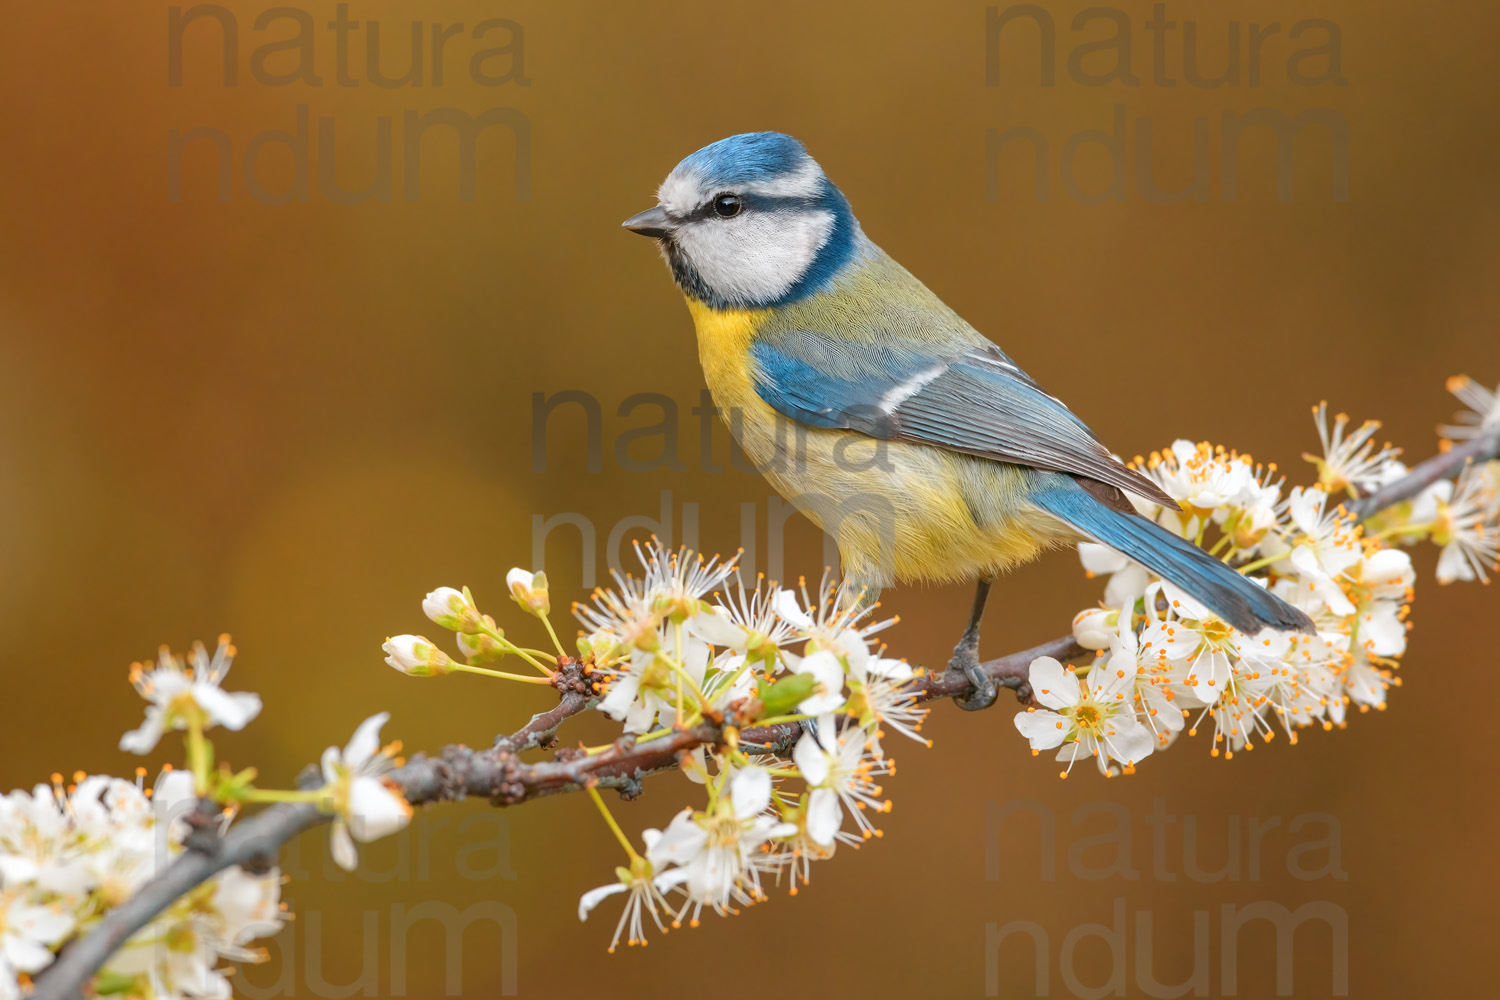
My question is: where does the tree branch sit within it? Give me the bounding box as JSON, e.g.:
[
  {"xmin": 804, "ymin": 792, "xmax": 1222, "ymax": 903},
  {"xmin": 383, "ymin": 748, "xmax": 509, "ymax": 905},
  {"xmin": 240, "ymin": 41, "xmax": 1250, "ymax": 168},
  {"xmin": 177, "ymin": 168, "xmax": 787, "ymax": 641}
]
[
  {"xmin": 31, "ymin": 430, "xmax": 1499, "ymax": 1000},
  {"xmin": 1348, "ymin": 428, "xmax": 1500, "ymax": 518}
]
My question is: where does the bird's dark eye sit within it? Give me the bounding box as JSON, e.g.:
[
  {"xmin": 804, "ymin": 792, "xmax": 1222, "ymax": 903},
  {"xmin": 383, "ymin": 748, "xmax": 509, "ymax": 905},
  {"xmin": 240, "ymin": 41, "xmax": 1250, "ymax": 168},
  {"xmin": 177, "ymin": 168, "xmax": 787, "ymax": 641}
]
[{"xmin": 712, "ymin": 194, "xmax": 742, "ymax": 218}]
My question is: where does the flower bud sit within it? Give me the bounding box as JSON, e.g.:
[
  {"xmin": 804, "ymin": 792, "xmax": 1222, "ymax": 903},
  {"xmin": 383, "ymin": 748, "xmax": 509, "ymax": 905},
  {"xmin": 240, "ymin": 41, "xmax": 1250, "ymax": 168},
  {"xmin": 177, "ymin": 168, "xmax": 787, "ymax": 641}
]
[
  {"xmin": 422, "ymin": 586, "xmax": 483, "ymax": 634},
  {"xmin": 577, "ymin": 628, "xmax": 620, "ymax": 661},
  {"xmin": 457, "ymin": 617, "xmax": 508, "ymax": 664},
  {"xmin": 1071, "ymin": 608, "xmax": 1118, "ymax": 650},
  {"xmin": 382, "ymin": 635, "xmax": 453, "ymax": 677},
  {"xmin": 507, "ymin": 568, "xmax": 551, "ymax": 617}
]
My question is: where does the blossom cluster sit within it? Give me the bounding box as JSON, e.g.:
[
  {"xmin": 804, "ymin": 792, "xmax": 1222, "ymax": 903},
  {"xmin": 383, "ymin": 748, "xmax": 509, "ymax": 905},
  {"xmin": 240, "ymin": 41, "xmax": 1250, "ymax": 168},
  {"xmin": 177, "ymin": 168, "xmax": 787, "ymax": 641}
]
[
  {"xmin": 0, "ymin": 766, "xmax": 279, "ymax": 1000},
  {"xmin": 1, "ymin": 639, "xmax": 416, "ymax": 998},
  {"xmin": 401, "ymin": 550, "xmax": 930, "ymax": 952},
  {"xmin": 575, "ymin": 557, "xmax": 928, "ymax": 949},
  {"xmin": 1016, "ymin": 379, "xmax": 1500, "ymax": 777}
]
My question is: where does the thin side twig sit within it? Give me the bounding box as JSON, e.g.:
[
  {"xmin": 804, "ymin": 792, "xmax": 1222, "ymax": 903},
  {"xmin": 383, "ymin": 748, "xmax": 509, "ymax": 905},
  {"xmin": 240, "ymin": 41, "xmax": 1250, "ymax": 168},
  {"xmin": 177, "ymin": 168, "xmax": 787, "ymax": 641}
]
[{"xmin": 1348, "ymin": 428, "xmax": 1500, "ymax": 518}]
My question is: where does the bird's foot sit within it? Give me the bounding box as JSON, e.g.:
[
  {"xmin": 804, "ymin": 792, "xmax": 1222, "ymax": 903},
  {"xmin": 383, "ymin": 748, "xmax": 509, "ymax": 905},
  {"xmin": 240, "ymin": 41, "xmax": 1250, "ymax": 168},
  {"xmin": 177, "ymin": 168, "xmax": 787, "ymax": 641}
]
[{"xmin": 948, "ymin": 640, "xmax": 997, "ymax": 712}]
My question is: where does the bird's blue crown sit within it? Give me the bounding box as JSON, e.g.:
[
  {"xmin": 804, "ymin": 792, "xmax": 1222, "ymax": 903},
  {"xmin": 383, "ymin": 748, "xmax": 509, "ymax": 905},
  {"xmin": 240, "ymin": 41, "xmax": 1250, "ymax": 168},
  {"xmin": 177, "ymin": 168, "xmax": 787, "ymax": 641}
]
[{"xmin": 670, "ymin": 132, "xmax": 815, "ymax": 190}]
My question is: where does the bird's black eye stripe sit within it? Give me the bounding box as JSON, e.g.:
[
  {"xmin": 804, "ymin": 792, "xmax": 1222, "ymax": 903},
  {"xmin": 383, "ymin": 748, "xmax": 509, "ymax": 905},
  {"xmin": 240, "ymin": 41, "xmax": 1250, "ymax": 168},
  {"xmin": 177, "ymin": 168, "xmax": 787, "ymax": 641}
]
[
  {"xmin": 686, "ymin": 192, "xmax": 823, "ymax": 223},
  {"xmin": 712, "ymin": 193, "xmax": 742, "ymax": 218}
]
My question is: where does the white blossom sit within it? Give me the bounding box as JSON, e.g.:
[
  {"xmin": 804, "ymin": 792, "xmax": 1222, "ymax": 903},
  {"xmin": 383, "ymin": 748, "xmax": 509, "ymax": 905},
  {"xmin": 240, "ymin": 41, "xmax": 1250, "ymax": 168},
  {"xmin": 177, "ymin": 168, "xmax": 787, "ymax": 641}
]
[
  {"xmin": 686, "ymin": 573, "xmax": 796, "ymax": 663},
  {"xmin": 1305, "ymin": 402, "xmax": 1401, "ymax": 497},
  {"xmin": 793, "ymin": 716, "xmax": 893, "ymax": 845},
  {"xmin": 0, "ymin": 889, "xmax": 73, "ymax": 998},
  {"xmin": 1141, "ymin": 582, "xmax": 1248, "ymax": 706},
  {"xmin": 1431, "ymin": 465, "xmax": 1500, "ymax": 584},
  {"xmin": 206, "ymin": 866, "xmax": 283, "ymax": 949},
  {"xmin": 846, "ymin": 657, "xmax": 929, "ymax": 749},
  {"xmin": 596, "ymin": 632, "xmax": 711, "ymax": 734},
  {"xmin": 1, "ymin": 764, "xmax": 285, "ymax": 997},
  {"xmin": 1218, "ymin": 466, "xmax": 1285, "ymax": 554},
  {"xmin": 635, "ymin": 542, "xmax": 735, "ymax": 620},
  {"xmin": 1439, "ymin": 374, "xmax": 1500, "ymax": 441},
  {"xmin": 320, "ymin": 713, "xmax": 412, "ymax": 871},
  {"xmin": 1351, "ymin": 548, "xmax": 1414, "ymax": 657},
  {"xmin": 104, "ymin": 860, "xmax": 284, "ymax": 999},
  {"xmin": 1282, "ymin": 486, "xmax": 1362, "ymax": 616},
  {"xmin": 645, "ymin": 767, "xmax": 793, "ymax": 926},
  {"xmin": 773, "ymin": 578, "xmax": 894, "ymax": 675},
  {"xmin": 1146, "ymin": 439, "xmax": 1257, "ymax": 514},
  {"xmin": 576, "ymin": 840, "xmax": 682, "ymax": 953},
  {"xmin": 701, "ymin": 651, "xmax": 758, "ymax": 712},
  {"xmin": 119, "ymin": 638, "xmax": 261, "ymax": 755},
  {"xmin": 105, "ymin": 915, "xmax": 231, "ymax": 1000},
  {"xmin": 1014, "ymin": 656, "xmax": 1155, "ymax": 776}
]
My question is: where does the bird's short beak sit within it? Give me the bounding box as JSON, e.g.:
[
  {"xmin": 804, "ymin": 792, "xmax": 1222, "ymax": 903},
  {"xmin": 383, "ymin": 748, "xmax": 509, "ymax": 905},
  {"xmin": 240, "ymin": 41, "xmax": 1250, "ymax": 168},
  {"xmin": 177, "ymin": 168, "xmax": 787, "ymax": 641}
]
[{"xmin": 621, "ymin": 206, "xmax": 673, "ymax": 238}]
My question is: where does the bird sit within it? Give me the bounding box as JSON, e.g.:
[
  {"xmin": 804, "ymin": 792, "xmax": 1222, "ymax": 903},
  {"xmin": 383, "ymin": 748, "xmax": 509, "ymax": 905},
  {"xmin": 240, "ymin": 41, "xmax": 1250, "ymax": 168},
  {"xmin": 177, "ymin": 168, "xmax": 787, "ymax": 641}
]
[{"xmin": 621, "ymin": 131, "xmax": 1313, "ymax": 711}]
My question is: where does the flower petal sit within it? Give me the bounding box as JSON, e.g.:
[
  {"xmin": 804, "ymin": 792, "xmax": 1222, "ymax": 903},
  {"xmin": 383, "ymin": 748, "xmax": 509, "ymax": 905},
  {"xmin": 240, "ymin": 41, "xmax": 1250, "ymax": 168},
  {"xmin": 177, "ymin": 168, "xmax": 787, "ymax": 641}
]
[
  {"xmin": 1359, "ymin": 604, "xmax": 1407, "ymax": 657},
  {"xmin": 793, "ymin": 731, "xmax": 830, "ymax": 786},
  {"xmin": 330, "ymin": 820, "xmax": 359, "ymax": 871},
  {"xmin": 772, "ymin": 589, "xmax": 814, "ymax": 628},
  {"xmin": 646, "ymin": 810, "xmax": 704, "ymax": 866},
  {"xmin": 347, "ymin": 777, "xmax": 412, "ymax": 842},
  {"xmin": 729, "ymin": 765, "xmax": 772, "ymax": 819},
  {"xmin": 578, "ymin": 881, "xmax": 628, "ymax": 921},
  {"xmin": 793, "ymin": 650, "xmax": 846, "ymax": 715},
  {"xmin": 343, "ymin": 712, "xmax": 390, "ymax": 767},
  {"xmin": 1102, "ymin": 717, "xmax": 1156, "ymax": 766},
  {"xmin": 193, "ymin": 686, "xmax": 263, "ymax": 731},
  {"xmin": 1078, "ymin": 542, "xmax": 1128, "ymax": 575},
  {"xmin": 118, "ymin": 710, "xmax": 166, "ymax": 755},
  {"xmin": 1161, "ymin": 580, "xmax": 1212, "ymax": 622},
  {"xmin": 807, "ymin": 787, "xmax": 842, "ymax": 846},
  {"xmin": 686, "ymin": 609, "xmax": 746, "ymax": 649},
  {"xmin": 1014, "ymin": 709, "xmax": 1069, "ymax": 750},
  {"xmin": 1028, "ymin": 657, "xmax": 1079, "ymax": 710}
]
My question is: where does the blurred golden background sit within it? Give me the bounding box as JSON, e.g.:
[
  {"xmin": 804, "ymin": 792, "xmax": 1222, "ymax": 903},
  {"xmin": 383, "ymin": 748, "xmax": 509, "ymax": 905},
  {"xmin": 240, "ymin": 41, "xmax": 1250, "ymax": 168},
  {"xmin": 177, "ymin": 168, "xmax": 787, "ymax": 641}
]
[{"xmin": 2, "ymin": 1, "xmax": 1497, "ymax": 996}]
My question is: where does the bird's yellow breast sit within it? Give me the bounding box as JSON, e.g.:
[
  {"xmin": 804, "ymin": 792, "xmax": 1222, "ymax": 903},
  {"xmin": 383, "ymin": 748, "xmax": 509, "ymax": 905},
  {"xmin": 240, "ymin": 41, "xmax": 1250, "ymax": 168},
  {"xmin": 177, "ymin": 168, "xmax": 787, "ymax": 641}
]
[{"xmin": 685, "ymin": 298, "xmax": 766, "ymax": 411}]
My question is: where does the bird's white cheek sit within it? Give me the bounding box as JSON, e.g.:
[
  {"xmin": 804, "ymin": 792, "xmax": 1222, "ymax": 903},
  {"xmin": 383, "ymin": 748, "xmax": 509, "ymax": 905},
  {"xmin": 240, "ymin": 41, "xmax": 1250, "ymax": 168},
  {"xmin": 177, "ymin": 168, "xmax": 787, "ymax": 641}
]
[{"xmin": 677, "ymin": 210, "xmax": 834, "ymax": 306}]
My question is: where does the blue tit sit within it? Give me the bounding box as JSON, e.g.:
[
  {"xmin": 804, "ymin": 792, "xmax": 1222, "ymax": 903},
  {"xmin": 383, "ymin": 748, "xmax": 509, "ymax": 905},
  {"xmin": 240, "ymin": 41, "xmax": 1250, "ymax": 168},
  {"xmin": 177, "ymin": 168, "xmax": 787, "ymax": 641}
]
[{"xmin": 622, "ymin": 131, "xmax": 1312, "ymax": 710}]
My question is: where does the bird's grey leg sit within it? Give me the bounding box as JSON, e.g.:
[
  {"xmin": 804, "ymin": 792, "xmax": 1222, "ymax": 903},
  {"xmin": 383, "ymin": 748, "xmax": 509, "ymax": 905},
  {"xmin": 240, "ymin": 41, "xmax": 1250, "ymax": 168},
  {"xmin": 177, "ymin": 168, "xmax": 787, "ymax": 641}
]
[{"xmin": 949, "ymin": 578, "xmax": 997, "ymax": 711}]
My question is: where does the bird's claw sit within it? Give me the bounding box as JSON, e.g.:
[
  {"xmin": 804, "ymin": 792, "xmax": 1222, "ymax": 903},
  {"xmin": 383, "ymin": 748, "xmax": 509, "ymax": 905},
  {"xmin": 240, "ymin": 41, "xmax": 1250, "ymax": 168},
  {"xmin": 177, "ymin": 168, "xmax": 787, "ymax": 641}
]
[{"xmin": 948, "ymin": 645, "xmax": 997, "ymax": 712}]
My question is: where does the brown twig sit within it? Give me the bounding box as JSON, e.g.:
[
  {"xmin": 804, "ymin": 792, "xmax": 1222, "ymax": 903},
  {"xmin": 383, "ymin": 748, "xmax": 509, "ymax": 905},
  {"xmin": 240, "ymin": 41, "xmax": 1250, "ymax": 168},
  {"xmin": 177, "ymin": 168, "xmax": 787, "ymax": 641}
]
[
  {"xmin": 1348, "ymin": 428, "xmax": 1500, "ymax": 518},
  {"xmin": 31, "ymin": 431, "xmax": 1499, "ymax": 1000}
]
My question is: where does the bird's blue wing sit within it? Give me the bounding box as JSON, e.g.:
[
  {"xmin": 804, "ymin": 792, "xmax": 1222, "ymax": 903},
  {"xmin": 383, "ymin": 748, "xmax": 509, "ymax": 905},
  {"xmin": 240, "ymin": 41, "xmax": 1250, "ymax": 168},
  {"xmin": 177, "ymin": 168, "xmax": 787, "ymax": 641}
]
[{"xmin": 749, "ymin": 330, "xmax": 1176, "ymax": 507}]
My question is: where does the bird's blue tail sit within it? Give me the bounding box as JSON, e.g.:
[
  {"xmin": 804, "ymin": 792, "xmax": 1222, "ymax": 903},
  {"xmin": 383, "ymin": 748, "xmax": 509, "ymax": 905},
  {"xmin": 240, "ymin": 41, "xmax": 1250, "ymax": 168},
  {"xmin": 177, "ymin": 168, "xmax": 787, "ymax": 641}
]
[{"xmin": 1032, "ymin": 479, "xmax": 1314, "ymax": 635}]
